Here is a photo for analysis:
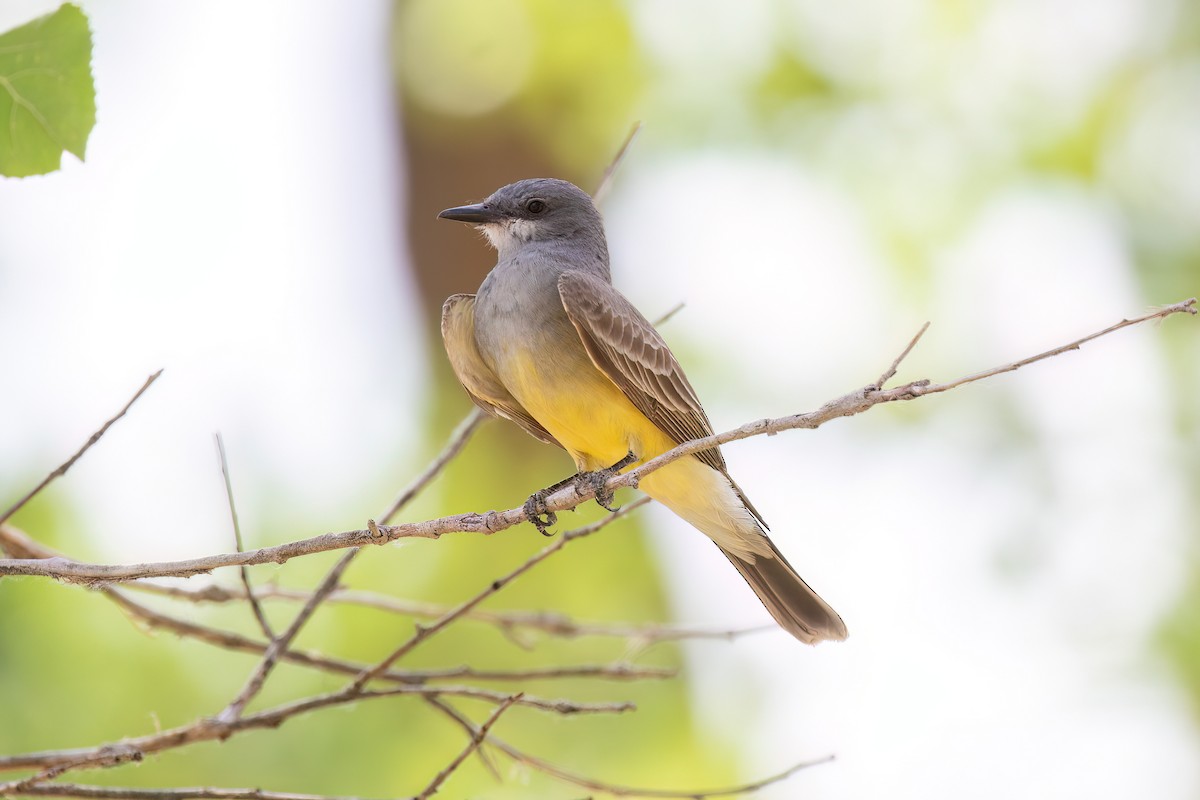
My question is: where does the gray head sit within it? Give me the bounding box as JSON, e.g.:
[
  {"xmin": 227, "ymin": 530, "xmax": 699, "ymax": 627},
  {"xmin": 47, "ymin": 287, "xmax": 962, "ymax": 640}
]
[{"xmin": 438, "ymin": 178, "xmax": 606, "ymax": 257}]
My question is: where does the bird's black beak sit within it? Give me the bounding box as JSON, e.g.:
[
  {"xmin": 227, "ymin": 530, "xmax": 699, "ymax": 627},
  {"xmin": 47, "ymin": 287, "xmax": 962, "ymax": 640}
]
[{"xmin": 437, "ymin": 203, "xmax": 505, "ymax": 224}]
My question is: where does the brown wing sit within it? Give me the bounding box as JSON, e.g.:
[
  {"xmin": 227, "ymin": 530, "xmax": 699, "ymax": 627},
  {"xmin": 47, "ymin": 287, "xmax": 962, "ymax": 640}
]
[
  {"xmin": 557, "ymin": 271, "xmax": 727, "ymax": 474},
  {"xmin": 441, "ymin": 293, "xmax": 562, "ymax": 448}
]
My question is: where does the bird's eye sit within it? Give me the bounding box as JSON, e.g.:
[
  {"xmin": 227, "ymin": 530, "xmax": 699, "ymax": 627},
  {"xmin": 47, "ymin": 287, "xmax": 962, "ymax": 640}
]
[{"xmin": 526, "ymin": 199, "xmax": 547, "ymax": 214}]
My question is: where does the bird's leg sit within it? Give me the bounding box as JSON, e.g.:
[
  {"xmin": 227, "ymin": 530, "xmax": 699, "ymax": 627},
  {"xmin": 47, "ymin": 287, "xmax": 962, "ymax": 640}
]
[
  {"xmin": 574, "ymin": 451, "xmax": 637, "ymax": 513},
  {"xmin": 522, "ymin": 473, "xmax": 576, "ymax": 536},
  {"xmin": 523, "ymin": 452, "xmax": 637, "ymax": 535}
]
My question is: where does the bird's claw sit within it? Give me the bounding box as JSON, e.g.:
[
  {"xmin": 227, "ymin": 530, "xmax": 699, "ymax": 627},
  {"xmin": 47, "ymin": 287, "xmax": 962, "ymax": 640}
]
[
  {"xmin": 522, "ymin": 490, "xmax": 558, "ymax": 536},
  {"xmin": 576, "ymin": 470, "xmax": 620, "ymax": 512},
  {"xmin": 575, "ymin": 451, "xmax": 636, "ymax": 513},
  {"xmin": 524, "ymin": 452, "xmax": 636, "ymax": 533}
]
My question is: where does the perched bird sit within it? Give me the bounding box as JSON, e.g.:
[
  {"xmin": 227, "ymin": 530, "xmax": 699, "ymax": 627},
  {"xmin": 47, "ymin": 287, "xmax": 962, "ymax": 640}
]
[{"xmin": 438, "ymin": 178, "xmax": 847, "ymax": 644}]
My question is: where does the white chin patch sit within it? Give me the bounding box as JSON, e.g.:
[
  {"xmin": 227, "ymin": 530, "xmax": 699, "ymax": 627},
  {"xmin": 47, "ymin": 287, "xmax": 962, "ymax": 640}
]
[
  {"xmin": 477, "ymin": 219, "xmax": 536, "ymax": 250},
  {"xmin": 476, "ymin": 224, "xmax": 503, "ymax": 249}
]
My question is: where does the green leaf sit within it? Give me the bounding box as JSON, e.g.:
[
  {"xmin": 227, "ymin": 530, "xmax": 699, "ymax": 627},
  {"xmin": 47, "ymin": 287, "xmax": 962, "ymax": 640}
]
[{"xmin": 0, "ymin": 3, "xmax": 95, "ymax": 178}]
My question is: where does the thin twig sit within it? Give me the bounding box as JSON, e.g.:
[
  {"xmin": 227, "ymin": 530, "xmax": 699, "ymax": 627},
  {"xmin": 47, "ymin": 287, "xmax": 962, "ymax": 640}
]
[
  {"xmin": 110, "ymin": 588, "xmax": 674, "ymax": 685},
  {"xmin": 109, "ymin": 587, "xmax": 674, "ymax": 684},
  {"xmin": 357, "ymin": 686, "xmax": 629, "ymax": 716},
  {"xmin": 611, "ymin": 297, "xmax": 1198, "ymax": 496},
  {"xmin": 0, "ymin": 507, "xmax": 647, "ymax": 778},
  {"xmin": 652, "ymin": 301, "xmax": 686, "ymax": 328},
  {"xmin": 6, "ymin": 297, "xmax": 1192, "ymax": 584},
  {"xmin": 7, "ymin": 299, "xmax": 1183, "ymax": 797},
  {"xmin": 215, "ymin": 406, "xmax": 491, "ymax": 722},
  {"xmin": 0, "ymin": 767, "xmax": 68, "ymax": 796},
  {"xmin": 123, "ymin": 580, "xmax": 767, "ymax": 644},
  {"xmin": 215, "ymin": 433, "xmax": 273, "ymax": 639},
  {"xmin": 592, "ymin": 121, "xmax": 642, "ymax": 206},
  {"xmin": 421, "ymin": 697, "xmax": 501, "ymax": 781},
  {"xmin": 0, "ymin": 525, "xmax": 673, "ymax": 693},
  {"xmin": 0, "ymin": 679, "xmax": 625, "ymax": 776},
  {"xmin": 914, "ymin": 299, "xmax": 1196, "ymax": 394},
  {"xmin": 0, "ymin": 370, "xmax": 162, "ymax": 527},
  {"xmin": 14, "ymin": 785, "xmax": 383, "ymax": 800},
  {"xmin": 415, "ymin": 693, "xmax": 521, "ymax": 800},
  {"xmin": 0, "ymin": 524, "xmax": 48, "ymax": 559},
  {"xmin": 215, "ymin": 548, "xmax": 358, "ymax": 723},
  {"xmin": 350, "ymin": 499, "xmax": 650, "ymax": 691},
  {"xmin": 379, "ymin": 409, "xmax": 488, "ymax": 526},
  {"xmin": 425, "ymin": 697, "xmax": 830, "ymax": 798},
  {"xmin": 872, "ymin": 321, "xmax": 930, "ymax": 390}
]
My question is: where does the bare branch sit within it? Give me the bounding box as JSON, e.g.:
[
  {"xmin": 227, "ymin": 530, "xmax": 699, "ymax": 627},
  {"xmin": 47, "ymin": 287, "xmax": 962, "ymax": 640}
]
[
  {"xmin": 912, "ymin": 298, "xmax": 1196, "ymax": 394},
  {"xmin": 110, "ymin": 588, "xmax": 675, "ymax": 685},
  {"xmin": 415, "ymin": 693, "xmax": 520, "ymax": 800},
  {"xmin": 592, "ymin": 121, "xmax": 642, "ymax": 206},
  {"xmin": 0, "ymin": 523, "xmax": 673, "ymax": 703},
  {"xmin": 5, "ymin": 296, "xmax": 1192, "ymax": 585},
  {"xmin": 0, "ymin": 743, "xmax": 143, "ymax": 781},
  {"xmin": 126, "ymin": 579, "xmax": 766, "ymax": 644},
  {"xmin": 425, "ymin": 698, "xmax": 831, "ymax": 798},
  {"xmin": 14, "ymin": 785, "xmax": 380, "ymax": 800},
  {"xmin": 405, "ymin": 662, "xmax": 672, "ymax": 683},
  {"xmin": 0, "ymin": 524, "xmax": 51, "ymax": 559},
  {"xmin": 355, "ymin": 686, "xmax": 630, "ymax": 716},
  {"xmin": 508, "ymin": 750, "xmax": 834, "ymax": 799},
  {"xmin": 0, "ymin": 407, "xmax": 501, "ymax": 787},
  {"xmin": 0, "ymin": 680, "xmax": 626, "ymax": 776},
  {"xmin": 609, "ymin": 296, "xmax": 1199, "ymax": 496},
  {"xmin": 111, "ymin": 587, "xmax": 674, "ymax": 684},
  {"xmin": 349, "ymin": 499, "xmax": 650, "ymax": 690},
  {"xmin": 0, "ymin": 767, "xmax": 68, "ymax": 797},
  {"xmin": 378, "ymin": 409, "xmax": 488, "ymax": 526},
  {"xmin": 215, "ymin": 433, "xmax": 273, "ymax": 640},
  {"xmin": 872, "ymin": 321, "xmax": 930, "ymax": 390},
  {"xmin": 215, "ymin": 406, "xmax": 492, "ymax": 721},
  {"xmin": 3, "ymin": 299, "xmax": 1191, "ymax": 800},
  {"xmin": 215, "ymin": 548, "xmax": 358, "ymax": 723},
  {"xmin": 0, "ymin": 507, "xmax": 645, "ymax": 780},
  {"xmin": 0, "ymin": 370, "xmax": 162, "ymax": 527},
  {"xmin": 422, "ymin": 696, "xmax": 501, "ymax": 781},
  {"xmin": 652, "ymin": 301, "xmax": 686, "ymax": 328}
]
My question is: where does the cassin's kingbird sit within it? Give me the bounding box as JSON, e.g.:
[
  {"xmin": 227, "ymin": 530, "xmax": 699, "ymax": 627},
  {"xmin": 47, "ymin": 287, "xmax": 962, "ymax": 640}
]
[{"xmin": 438, "ymin": 178, "xmax": 846, "ymax": 644}]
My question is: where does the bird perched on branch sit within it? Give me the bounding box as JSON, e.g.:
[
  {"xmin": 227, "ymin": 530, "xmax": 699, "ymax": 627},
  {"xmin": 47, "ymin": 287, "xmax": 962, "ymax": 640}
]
[{"xmin": 438, "ymin": 178, "xmax": 846, "ymax": 644}]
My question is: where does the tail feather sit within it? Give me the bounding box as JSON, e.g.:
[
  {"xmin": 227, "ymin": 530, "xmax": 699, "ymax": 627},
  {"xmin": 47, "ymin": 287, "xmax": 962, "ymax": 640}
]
[
  {"xmin": 639, "ymin": 455, "xmax": 847, "ymax": 644},
  {"xmin": 720, "ymin": 538, "xmax": 848, "ymax": 644}
]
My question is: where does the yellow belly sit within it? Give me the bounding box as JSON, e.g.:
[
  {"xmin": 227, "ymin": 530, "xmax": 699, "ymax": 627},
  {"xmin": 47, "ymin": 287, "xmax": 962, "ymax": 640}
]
[
  {"xmin": 501, "ymin": 350, "xmax": 769, "ymax": 560},
  {"xmin": 499, "ymin": 347, "xmax": 676, "ymax": 472},
  {"xmin": 501, "ymin": 350, "xmax": 674, "ymax": 471}
]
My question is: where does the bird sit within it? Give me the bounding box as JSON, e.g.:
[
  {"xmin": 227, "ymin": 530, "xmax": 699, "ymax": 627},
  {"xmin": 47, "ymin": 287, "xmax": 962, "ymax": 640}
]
[{"xmin": 437, "ymin": 178, "xmax": 847, "ymax": 644}]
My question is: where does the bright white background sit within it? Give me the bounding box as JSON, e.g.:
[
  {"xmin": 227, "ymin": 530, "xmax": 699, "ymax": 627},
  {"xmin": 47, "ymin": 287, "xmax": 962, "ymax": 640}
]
[{"xmin": 1, "ymin": 2, "xmax": 1196, "ymax": 798}]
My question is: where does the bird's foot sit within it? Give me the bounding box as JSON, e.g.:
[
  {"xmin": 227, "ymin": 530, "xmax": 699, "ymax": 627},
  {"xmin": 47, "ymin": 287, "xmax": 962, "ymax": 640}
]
[
  {"xmin": 575, "ymin": 451, "xmax": 637, "ymax": 513},
  {"xmin": 523, "ymin": 452, "xmax": 637, "ymax": 533},
  {"xmin": 522, "ymin": 490, "xmax": 558, "ymax": 536},
  {"xmin": 522, "ymin": 474, "xmax": 576, "ymax": 536}
]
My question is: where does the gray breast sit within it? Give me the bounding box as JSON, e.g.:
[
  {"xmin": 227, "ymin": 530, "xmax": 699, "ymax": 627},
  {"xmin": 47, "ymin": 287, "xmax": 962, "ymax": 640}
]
[{"xmin": 474, "ymin": 253, "xmax": 577, "ymax": 369}]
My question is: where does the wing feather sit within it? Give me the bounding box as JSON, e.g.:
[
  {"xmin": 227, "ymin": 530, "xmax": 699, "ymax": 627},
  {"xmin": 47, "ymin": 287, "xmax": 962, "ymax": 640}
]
[
  {"xmin": 441, "ymin": 293, "xmax": 562, "ymax": 448},
  {"xmin": 556, "ymin": 272, "xmax": 726, "ymax": 474}
]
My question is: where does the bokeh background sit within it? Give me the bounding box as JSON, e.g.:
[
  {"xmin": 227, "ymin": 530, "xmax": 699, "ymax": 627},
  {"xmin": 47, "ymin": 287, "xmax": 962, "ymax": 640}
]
[{"xmin": 1, "ymin": 1, "xmax": 1198, "ymax": 797}]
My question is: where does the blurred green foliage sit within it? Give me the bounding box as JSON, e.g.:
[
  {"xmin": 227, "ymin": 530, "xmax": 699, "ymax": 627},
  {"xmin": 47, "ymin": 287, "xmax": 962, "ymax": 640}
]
[
  {"xmin": 0, "ymin": 4, "xmax": 95, "ymax": 178},
  {"xmin": 395, "ymin": 0, "xmax": 643, "ymax": 176},
  {"xmin": 1161, "ymin": 575, "xmax": 1200, "ymax": 720}
]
